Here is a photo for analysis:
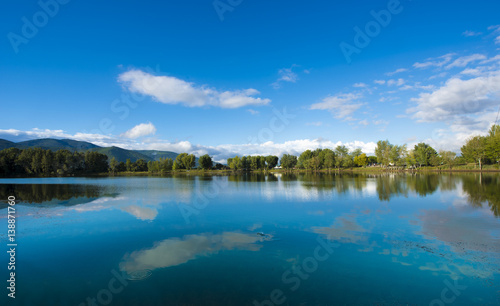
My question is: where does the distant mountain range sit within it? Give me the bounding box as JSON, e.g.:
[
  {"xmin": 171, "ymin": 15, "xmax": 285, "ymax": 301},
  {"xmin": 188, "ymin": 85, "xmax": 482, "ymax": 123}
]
[{"xmin": 0, "ymin": 138, "xmax": 181, "ymax": 163}]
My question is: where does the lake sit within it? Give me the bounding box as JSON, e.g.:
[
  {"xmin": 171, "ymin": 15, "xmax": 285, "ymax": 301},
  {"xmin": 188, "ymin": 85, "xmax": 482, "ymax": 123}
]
[{"xmin": 1, "ymin": 173, "xmax": 499, "ymax": 305}]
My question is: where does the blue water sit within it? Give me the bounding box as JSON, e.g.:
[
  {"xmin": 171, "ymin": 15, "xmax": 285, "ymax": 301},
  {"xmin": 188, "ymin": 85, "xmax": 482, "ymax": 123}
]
[{"xmin": 0, "ymin": 173, "xmax": 499, "ymax": 305}]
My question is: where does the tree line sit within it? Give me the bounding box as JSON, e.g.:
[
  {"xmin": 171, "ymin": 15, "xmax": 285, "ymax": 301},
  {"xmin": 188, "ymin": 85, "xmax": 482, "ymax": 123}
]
[{"xmin": 0, "ymin": 147, "xmax": 109, "ymax": 177}]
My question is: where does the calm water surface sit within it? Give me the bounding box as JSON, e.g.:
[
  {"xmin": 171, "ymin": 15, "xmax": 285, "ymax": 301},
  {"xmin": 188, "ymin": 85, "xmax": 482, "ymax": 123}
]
[{"xmin": 0, "ymin": 173, "xmax": 499, "ymax": 305}]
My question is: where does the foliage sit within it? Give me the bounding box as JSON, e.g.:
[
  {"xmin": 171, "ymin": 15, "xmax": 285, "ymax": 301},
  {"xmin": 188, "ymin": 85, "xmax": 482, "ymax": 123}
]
[
  {"xmin": 148, "ymin": 158, "xmax": 174, "ymax": 173},
  {"xmin": 0, "ymin": 147, "xmax": 108, "ymax": 176},
  {"xmin": 199, "ymin": 154, "xmax": 213, "ymax": 170},
  {"xmin": 461, "ymin": 136, "xmax": 488, "ymax": 170},
  {"xmin": 280, "ymin": 154, "xmax": 298, "ymax": 169},
  {"xmin": 354, "ymin": 153, "xmax": 368, "ymax": 167},
  {"xmin": 375, "ymin": 140, "xmax": 393, "ymax": 166}
]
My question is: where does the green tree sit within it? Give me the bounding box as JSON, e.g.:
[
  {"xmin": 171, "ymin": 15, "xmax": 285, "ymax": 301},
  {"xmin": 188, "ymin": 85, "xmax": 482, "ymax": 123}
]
[
  {"xmin": 133, "ymin": 159, "xmax": 148, "ymax": 172},
  {"xmin": 375, "ymin": 140, "xmax": 393, "ymax": 167},
  {"xmin": 461, "ymin": 136, "xmax": 487, "ymax": 170},
  {"xmin": 265, "ymin": 155, "xmax": 279, "ymax": 169},
  {"xmin": 367, "ymin": 156, "xmax": 377, "ymax": 165},
  {"xmin": 229, "ymin": 156, "xmax": 241, "ymax": 170},
  {"xmin": 414, "ymin": 143, "xmax": 437, "ymax": 167},
  {"xmin": 109, "ymin": 157, "xmax": 118, "ymax": 174},
  {"xmin": 199, "ymin": 154, "xmax": 213, "ymax": 170},
  {"xmin": 322, "ymin": 149, "xmax": 335, "ymax": 170},
  {"xmin": 297, "ymin": 150, "xmax": 313, "ymax": 169},
  {"xmin": 174, "ymin": 153, "xmax": 188, "ymax": 170},
  {"xmin": 241, "ymin": 156, "xmax": 249, "ymax": 170},
  {"xmin": 126, "ymin": 158, "xmax": 132, "ymax": 172},
  {"xmin": 439, "ymin": 150, "xmax": 457, "ymax": 169},
  {"xmin": 486, "ymin": 124, "xmax": 500, "ymax": 164},
  {"xmin": 354, "ymin": 153, "xmax": 368, "ymax": 167},
  {"xmin": 334, "ymin": 145, "xmax": 350, "ymax": 169},
  {"xmin": 181, "ymin": 154, "xmax": 196, "ymax": 170},
  {"xmin": 280, "ymin": 154, "xmax": 297, "ymax": 169}
]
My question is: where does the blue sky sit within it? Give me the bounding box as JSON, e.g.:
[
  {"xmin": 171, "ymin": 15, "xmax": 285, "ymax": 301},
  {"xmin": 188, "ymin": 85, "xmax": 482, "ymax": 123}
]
[{"xmin": 1, "ymin": 0, "xmax": 500, "ymax": 161}]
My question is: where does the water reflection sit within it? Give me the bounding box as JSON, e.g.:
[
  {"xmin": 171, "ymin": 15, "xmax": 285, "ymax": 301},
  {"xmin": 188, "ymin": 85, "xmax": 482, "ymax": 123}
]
[
  {"xmin": 1, "ymin": 173, "xmax": 499, "ymax": 218},
  {"xmin": 119, "ymin": 231, "xmax": 271, "ymax": 274},
  {"xmin": 0, "ymin": 183, "xmax": 105, "ymax": 206},
  {"xmin": 461, "ymin": 174, "xmax": 500, "ymax": 217}
]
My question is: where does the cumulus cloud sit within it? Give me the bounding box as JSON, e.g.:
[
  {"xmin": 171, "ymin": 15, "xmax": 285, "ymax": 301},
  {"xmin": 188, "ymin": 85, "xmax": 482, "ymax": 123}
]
[
  {"xmin": 120, "ymin": 122, "xmax": 157, "ymax": 139},
  {"xmin": 310, "ymin": 93, "xmax": 364, "ymax": 119},
  {"xmin": 118, "ymin": 69, "xmax": 270, "ymax": 108},
  {"xmin": 374, "ymin": 80, "xmax": 386, "ymax": 85},
  {"xmin": 407, "ymin": 72, "xmax": 500, "ymax": 122}
]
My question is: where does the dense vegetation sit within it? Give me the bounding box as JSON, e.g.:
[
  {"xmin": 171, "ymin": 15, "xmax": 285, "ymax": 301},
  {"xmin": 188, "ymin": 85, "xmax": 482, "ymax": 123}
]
[{"xmin": 0, "ymin": 148, "xmax": 109, "ymax": 177}]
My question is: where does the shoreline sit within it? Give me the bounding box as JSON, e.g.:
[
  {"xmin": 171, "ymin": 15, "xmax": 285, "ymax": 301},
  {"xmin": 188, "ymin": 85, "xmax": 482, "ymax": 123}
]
[{"xmin": 1, "ymin": 166, "xmax": 499, "ymax": 179}]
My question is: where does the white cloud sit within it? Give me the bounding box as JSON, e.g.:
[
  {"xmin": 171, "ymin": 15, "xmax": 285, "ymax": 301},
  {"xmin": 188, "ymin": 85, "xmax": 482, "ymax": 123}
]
[
  {"xmin": 373, "ymin": 80, "xmax": 386, "ymax": 85},
  {"xmin": 462, "ymin": 30, "xmax": 482, "ymax": 37},
  {"xmin": 487, "ymin": 25, "xmax": 500, "ymax": 44},
  {"xmin": 460, "ymin": 68, "xmax": 483, "ymax": 76},
  {"xmin": 413, "ymin": 53, "xmax": 455, "ymax": 69},
  {"xmin": 428, "ymin": 72, "xmax": 447, "ymax": 80},
  {"xmin": 408, "ymin": 72, "xmax": 500, "ymax": 123},
  {"xmin": 353, "ymin": 82, "xmax": 368, "ymax": 88},
  {"xmin": 386, "ymin": 68, "xmax": 407, "ymax": 76},
  {"xmin": 358, "ymin": 119, "xmax": 369, "ymax": 126},
  {"xmin": 310, "ymin": 93, "xmax": 364, "ymax": 119},
  {"xmin": 120, "ymin": 122, "xmax": 157, "ymax": 139},
  {"xmin": 387, "ymin": 78, "xmax": 405, "ymax": 86},
  {"xmin": 247, "ymin": 109, "xmax": 259, "ymax": 115},
  {"xmin": 480, "ymin": 55, "xmax": 500, "ymax": 64},
  {"xmin": 373, "ymin": 120, "xmax": 389, "ymax": 126},
  {"xmin": 118, "ymin": 69, "xmax": 270, "ymax": 109},
  {"xmin": 306, "ymin": 121, "xmax": 323, "ymax": 126},
  {"xmin": 445, "ymin": 54, "xmax": 486, "ymax": 69},
  {"xmin": 272, "ymin": 66, "xmax": 299, "ymax": 89}
]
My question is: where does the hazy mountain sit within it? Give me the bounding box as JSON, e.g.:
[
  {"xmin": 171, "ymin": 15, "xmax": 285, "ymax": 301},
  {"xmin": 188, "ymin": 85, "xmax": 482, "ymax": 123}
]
[
  {"xmin": 13, "ymin": 138, "xmax": 99, "ymax": 151},
  {"xmin": 0, "ymin": 138, "xmax": 181, "ymax": 163}
]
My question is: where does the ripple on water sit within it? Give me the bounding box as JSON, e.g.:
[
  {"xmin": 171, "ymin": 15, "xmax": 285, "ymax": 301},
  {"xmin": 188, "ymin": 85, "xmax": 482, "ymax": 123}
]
[{"xmin": 125, "ymin": 269, "xmax": 153, "ymax": 281}]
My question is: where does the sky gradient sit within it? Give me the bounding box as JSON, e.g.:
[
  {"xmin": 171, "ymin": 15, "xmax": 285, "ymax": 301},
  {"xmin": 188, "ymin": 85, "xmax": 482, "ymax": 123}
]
[{"xmin": 1, "ymin": 0, "xmax": 500, "ymax": 162}]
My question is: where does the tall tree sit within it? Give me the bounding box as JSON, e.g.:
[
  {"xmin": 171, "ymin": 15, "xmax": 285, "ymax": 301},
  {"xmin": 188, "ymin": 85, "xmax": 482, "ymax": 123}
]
[
  {"xmin": 265, "ymin": 155, "xmax": 279, "ymax": 169},
  {"xmin": 439, "ymin": 150, "xmax": 456, "ymax": 169},
  {"xmin": 375, "ymin": 140, "xmax": 393, "ymax": 167},
  {"xmin": 199, "ymin": 154, "xmax": 213, "ymax": 170},
  {"xmin": 280, "ymin": 154, "xmax": 297, "ymax": 169},
  {"xmin": 354, "ymin": 153, "xmax": 368, "ymax": 167},
  {"xmin": 461, "ymin": 136, "xmax": 487, "ymax": 170},
  {"xmin": 126, "ymin": 158, "xmax": 132, "ymax": 172},
  {"xmin": 109, "ymin": 157, "xmax": 118, "ymax": 174}
]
